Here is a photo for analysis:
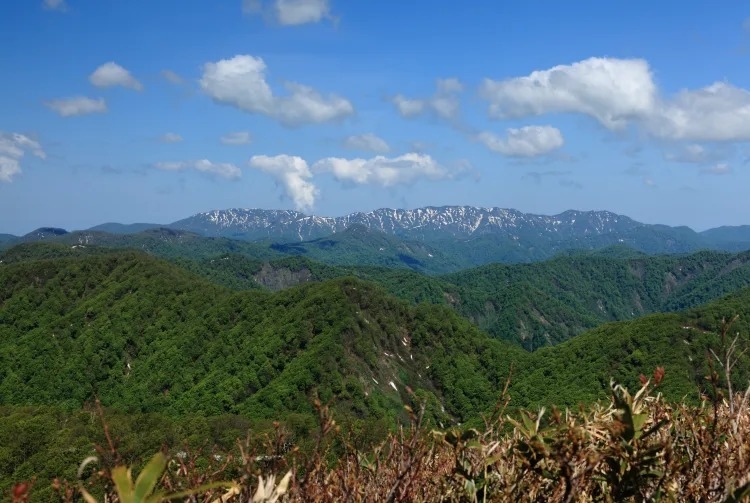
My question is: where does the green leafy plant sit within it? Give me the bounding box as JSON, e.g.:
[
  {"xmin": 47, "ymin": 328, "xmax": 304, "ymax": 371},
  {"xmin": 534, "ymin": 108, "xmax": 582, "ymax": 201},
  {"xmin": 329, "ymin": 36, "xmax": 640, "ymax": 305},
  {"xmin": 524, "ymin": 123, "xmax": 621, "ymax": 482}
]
[{"xmin": 78, "ymin": 453, "xmax": 237, "ymax": 503}]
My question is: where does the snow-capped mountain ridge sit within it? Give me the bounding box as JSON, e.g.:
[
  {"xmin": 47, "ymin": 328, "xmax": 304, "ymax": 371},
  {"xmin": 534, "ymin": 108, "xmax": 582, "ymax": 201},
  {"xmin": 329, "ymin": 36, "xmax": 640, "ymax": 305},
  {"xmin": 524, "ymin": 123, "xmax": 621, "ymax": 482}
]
[
  {"xmin": 169, "ymin": 206, "xmax": 652, "ymax": 243},
  {"xmin": 5, "ymin": 206, "xmax": 748, "ymax": 267}
]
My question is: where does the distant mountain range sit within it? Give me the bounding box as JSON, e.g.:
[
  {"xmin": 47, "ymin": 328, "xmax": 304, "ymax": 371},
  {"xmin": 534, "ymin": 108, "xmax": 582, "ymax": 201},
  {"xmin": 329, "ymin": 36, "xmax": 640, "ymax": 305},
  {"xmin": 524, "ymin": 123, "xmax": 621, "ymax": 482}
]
[
  {"xmin": 169, "ymin": 207, "xmax": 704, "ymax": 246},
  {"xmin": 4, "ymin": 206, "xmax": 750, "ymax": 267}
]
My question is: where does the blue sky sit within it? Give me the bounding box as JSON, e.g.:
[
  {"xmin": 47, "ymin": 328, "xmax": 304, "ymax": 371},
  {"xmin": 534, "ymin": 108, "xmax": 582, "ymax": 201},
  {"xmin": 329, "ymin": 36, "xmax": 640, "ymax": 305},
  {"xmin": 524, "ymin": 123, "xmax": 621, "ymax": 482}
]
[{"xmin": 2, "ymin": 0, "xmax": 750, "ymax": 234}]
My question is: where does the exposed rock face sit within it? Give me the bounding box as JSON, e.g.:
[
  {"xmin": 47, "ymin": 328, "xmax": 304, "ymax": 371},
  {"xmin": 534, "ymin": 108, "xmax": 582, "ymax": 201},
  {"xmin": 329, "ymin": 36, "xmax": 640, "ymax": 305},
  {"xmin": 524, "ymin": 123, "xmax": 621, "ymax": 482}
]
[{"xmin": 253, "ymin": 263, "xmax": 313, "ymax": 291}]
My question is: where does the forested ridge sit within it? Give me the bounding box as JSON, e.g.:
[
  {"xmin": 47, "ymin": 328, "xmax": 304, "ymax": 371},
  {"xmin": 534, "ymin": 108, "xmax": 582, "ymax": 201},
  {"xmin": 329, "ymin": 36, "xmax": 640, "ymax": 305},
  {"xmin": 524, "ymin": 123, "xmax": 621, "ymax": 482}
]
[{"xmin": 8, "ymin": 239, "xmax": 750, "ymax": 353}]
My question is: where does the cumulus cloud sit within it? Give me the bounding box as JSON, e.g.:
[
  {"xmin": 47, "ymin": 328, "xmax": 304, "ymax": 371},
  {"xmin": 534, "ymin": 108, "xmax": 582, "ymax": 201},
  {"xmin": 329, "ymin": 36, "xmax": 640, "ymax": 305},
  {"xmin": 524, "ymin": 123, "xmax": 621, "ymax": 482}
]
[
  {"xmin": 45, "ymin": 96, "xmax": 107, "ymax": 117},
  {"xmin": 0, "ymin": 132, "xmax": 46, "ymax": 182},
  {"xmin": 312, "ymin": 153, "xmax": 457, "ymax": 187},
  {"xmin": 43, "ymin": 0, "xmax": 67, "ymax": 11},
  {"xmin": 343, "ymin": 133, "xmax": 390, "ymax": 154},
  {"xmin": 700, "ymin": 163, "xmax": 732, "ymax": 175},
  {"xmin": 200, "ymin": 54, "xmax": 353, "ymax": 126},
  {"xmin": 392, "ymin": 78, "xmax": 463, "ymax": 120},
  {"xmin": 480, "ymin": 56, "xmax": 750, "ymax": 143},
  {"xmin": 221, "ymin": 131, "xmax": 253, "ymax": 145},
  {"xmin": 159, "ymin": 133, "xmax": 183, "ymax": 143},
  {"xmin": 89, "ymin": 62, "xmax": 143, "ymax": 91},
  {"xmin": 249, "ymin": 155, "xmax": 318, "ymax": 210},
  {"xmin": 247, "ymin": 151, "xmax": 468, "ymax": 210},
  {"xmin": 647, "ymin": 83, "xmax": 750, "ymax": 141},
  {"xmin": 243, "ymin": 0, "xmax": 332, "ymax": 25},
  {"xmin": 480, "ymin": 57, "xmax": 656, "ymax": 129},
  {"xmin": 477, "ymin": 126, "xmax": 564, "ymax": 157},
  {"xmin": 154, "ymin": 160, "xmax": 241, "ymax": 179},
  {"xmin": 160, "ymin": 70, "xmax": 184, "ymax": 85}
]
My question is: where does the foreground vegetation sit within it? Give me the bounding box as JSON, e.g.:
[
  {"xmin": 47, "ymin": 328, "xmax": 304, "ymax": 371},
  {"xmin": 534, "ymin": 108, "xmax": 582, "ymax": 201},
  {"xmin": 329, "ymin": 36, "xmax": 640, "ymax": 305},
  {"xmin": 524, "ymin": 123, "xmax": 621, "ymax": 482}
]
[{"xmin": 9, "ymin": 377, "xmax": 750, "ymax": 502}]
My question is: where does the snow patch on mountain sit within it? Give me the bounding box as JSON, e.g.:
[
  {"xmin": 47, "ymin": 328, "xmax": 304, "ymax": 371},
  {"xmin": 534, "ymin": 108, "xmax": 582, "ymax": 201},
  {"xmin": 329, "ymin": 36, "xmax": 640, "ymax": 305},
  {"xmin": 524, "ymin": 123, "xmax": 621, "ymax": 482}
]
[{"xmin": 170, "ymin": 206, "xmax": 642, "ymax": 242}]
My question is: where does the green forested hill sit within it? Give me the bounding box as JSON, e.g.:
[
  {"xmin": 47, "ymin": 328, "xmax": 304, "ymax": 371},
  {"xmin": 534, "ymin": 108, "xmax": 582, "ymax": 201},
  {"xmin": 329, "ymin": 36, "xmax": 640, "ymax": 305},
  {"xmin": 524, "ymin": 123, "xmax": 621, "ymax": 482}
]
[
  {"xmin": 0, "ymin": 228, "xmax": 283, "ymax": 261},
  {"xmin": 443, "ymin": 250, "xmax": 750, "ymax": 349},
  {"xmin": 0, "ymin": 252, "xmax": 522, "ymax": 424},
  {"xmin": 2, "ymin": 251, "xmax": 750, "ymax": 495},
  {"xmin": 2, "ymin": 250, "xmax": 749, "ymax": 419},
  {"xmin": 0, "ymin": 234, "xmax": 16, "ymax": 245},
  {"xmin": 0, "ymin": 242, "xmax": 453, "ymax": 303},
  {"xmin": 7, "ymin": 242, "xmax": 750, "ymax": 354}
]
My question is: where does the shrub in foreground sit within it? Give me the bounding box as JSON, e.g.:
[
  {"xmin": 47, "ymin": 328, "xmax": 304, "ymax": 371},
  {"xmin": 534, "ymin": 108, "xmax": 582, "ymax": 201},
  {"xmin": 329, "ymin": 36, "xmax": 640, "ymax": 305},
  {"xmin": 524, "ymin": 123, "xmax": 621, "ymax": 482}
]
[{"xmin": 10, "ymin": 372, "xmax": 750, "ymax": 502}]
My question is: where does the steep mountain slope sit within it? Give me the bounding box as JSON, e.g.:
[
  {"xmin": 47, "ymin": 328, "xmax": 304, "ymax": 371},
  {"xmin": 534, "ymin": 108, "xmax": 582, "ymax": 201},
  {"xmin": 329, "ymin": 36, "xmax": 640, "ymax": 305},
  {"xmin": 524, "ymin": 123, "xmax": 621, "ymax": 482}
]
[
  {"xmin": 130, "ymin": 246, "xmax": 750, "ymax": 353},
  {"xmin": 515, "ymin": 287, "xmax": 750, "ymax": 409},
  {"xmin": 269, "ymin": 224, "xmax": 462, "ymax": 274},
  {"xmin": 444, "ymin": 250, "xmax": 750, "ymax": 350}
]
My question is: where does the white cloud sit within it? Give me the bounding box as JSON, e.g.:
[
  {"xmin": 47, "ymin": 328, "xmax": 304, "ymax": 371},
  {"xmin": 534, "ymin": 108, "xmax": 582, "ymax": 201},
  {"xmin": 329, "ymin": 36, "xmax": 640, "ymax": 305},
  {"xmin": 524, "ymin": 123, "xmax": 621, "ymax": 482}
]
[
  {"xmin": 0, "ymin": 132, "xmax": 46, "ymax": 183},
  {"xmin": 246, "ymin": 151, "xmax": 467, "ymax": 210},
  {"xmin": 275, "ymin": 0, "xmax": 330, "ymax": 25},
  {"xmin": 220, "ymin": 131, "xmax": 253, "ymax": 145},
  {"xmin": 248, "ymin": 155, "xmax": 318, "ymax": 210},
  {"xmin": 45, "ymin": 96, "xmax": 107, "ymax": 117},
  {"xmin": 89, "ymin": 62, "xmax": 143, "ymax": 91},
  {"xmin": 0, "ymin": 158, "xmax": 21, "ymax": 183},
  {"xmin": 701, "ymin": 163, "xmax": 732, "ymax": 175},
  {"xmin": 159, "ymin": 133, "xmax": 183, "ymax": 143},
  {"xmin": 343, "ymin": 133, "xmax": 390, "ymax": 154},
  {"xmin": 312, "ymin": 152, "xmax": 455, "ymax": 187},
  {"xmin": 480, "ymin": 56, "xmax": 750, "ymax": 143},
  {"xmin": 647, "ymin": 83, "xmax": 750, "ymax": 141},
  {"xmin": 392, "ymin": 78, "xmax": 463, "ymax": 120},
  {"xmin": 155, "ymin": 160, "xmax": 241, "ymax": 179},
  {"xmin": 392, "ymin": 96, "xmax": 425, "ymax": 117},
  {"xmin": 478, "ymin": 126, "xmax": 564, "ymax": 157},
  {"xmin": 275, "ymin": 82, "xmax": 353, "ymax": 125},
  {"xmin": 480, "ymin": 57, "xmax": 656, "ymax": 129},
  {"xmin": 43, "ymin": 0, "xmax": 67, "ymax": 11},
  {"xmin": 243, "ymin": 0, "xmax": 332, "ymax": 25},
  {"xmin": 200, "ymin": 54, "xmax": 353, "ymax": 126},
  {"xmin": 160, "ymin": 70, "xmax": 184, "ymax": 85}
]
